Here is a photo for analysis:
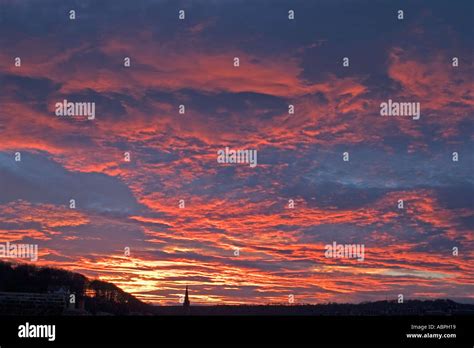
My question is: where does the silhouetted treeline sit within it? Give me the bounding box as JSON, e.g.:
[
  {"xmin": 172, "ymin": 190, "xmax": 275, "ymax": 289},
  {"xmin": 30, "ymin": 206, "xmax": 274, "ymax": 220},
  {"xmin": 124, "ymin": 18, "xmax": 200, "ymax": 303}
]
[
  {"xmin": 152, "ymin": 300, "xmax": 474, "ymax": 316},
  {"xmin": 0, "ymin": 261, "xmax": 152, "ymax": 315}
]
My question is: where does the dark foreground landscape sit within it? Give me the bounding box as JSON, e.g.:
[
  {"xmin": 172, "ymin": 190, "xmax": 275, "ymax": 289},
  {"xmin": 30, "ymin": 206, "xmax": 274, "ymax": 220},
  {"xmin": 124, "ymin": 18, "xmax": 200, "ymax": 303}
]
[{"xmin": 1, "ymin": 261, "xmax": 473, "ymax": 316}]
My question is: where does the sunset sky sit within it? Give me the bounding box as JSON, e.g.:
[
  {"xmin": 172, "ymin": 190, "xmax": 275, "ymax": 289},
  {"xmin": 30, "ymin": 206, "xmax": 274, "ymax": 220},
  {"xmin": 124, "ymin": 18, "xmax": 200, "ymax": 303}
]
[{"xmin": 0, "ymin": 0, "xmax": 473, "ymax": 305}]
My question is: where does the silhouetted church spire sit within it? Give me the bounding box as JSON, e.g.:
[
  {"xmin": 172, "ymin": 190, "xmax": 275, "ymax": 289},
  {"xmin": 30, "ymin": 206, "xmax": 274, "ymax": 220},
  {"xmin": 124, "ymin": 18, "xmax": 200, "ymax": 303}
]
[{"xmin": 183, "ymin": 285, "xmax": 190, "ymax": 308}]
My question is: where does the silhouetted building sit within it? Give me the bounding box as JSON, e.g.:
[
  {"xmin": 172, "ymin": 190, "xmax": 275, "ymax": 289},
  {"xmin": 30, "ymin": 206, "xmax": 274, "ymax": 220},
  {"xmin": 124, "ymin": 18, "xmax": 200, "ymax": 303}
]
[
  {"xmin": 183, "ymin": 286, "xmax": 190, "ymax": 308},
  {"xmin": 0, "ymin": 291, "xmax": 67, "ymax": 315}
]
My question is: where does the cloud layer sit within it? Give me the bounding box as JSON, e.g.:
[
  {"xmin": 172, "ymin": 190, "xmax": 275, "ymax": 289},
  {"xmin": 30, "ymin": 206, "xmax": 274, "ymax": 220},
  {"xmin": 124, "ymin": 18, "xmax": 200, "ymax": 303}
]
[{"xmin": 0, "ymin": 0, "xmax": 472, "ymax": 305}]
